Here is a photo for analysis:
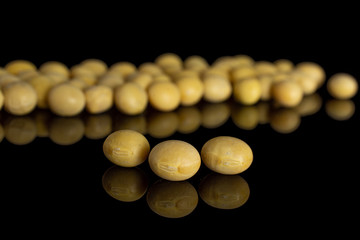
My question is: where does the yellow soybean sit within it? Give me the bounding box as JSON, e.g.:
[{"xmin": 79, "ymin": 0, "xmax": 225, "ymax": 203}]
[
  {"xmin": 3, "ymin": 81, "xmax": 37, "ymax": 115},
  {"xmin": 27, "ymin": 75, "xmax": 54, "ymax": 109},
  {"xmin": 48, "ymin": 83, "xmax": 86, "ymax": 117},
  {"xmin": 148, "ymin": 140, "xmax": 201, "ymax": 181},
  {"xmin": 327, "ymin": 73, "xmax": 358, "ymax": 99},
  {"xmin": 127, "ymin": 72, "xmax": 153, "ymax": 89},
  {"xmin": 97, "ymin": 73, "xmax": 124, "ymax": 89},
  {"xmin": 138, "ymin": 62, "xmax": 163, "ymax": 76},
  {"xmin": 184, "ymin": 55, "xmax": 209, "ymax": 72},
  {"xmin": 274, "ymin": 59, "xmax": 294, "ymax": 73},
  {"xmin": 201, "ymin": 136, "xmax": 253, "ymax": 175},
  {"xmin": 296, "ymin": 62, "xmax": 326, "ymax": 88},
  {"xmin": 203, "ymin": 76, "xmax": 232, "ymax": 103},
  {"xmin": 5, "ymin": 60, "xmax": 37, "ymax": 75},
  {"xmin": 155, "ymin": 53, "xmax": 183, "ymax": 69},
  {"xmin": 148, "ymin": 81, "xmax": 180, "ymax": 111},
  {"xmin": 39, "ymin": 61, "xmax": 70, "ymax": 78},
  {"xmin": 271, "ymin": 80, "xmax": 303, "ymax": 107},
  {"xmin": 80, "ymin": 59, "xmax": 108, "ymax": 77},
  {"xmin": 233, "ymin": 78, "xmax": 261, "ymax": 105},
  {"xmin": 114, "ymin": 82, "xmax": 148, "ymax": 115},
  {"xmin": 109, "ymin": 62, "xmax": 137, "ymax": 79},
  {"xmin": 175, "ymin": 76, "xmax": 204, "ymax": 106},
  {"xmin": 84, "ymin": 85, "xmax": 113, "ymax": 114},
  {"xmin": 0, "ymin": 74, "xmax": 21, "ymax": 90},
  {"xmin": 0, "ymin": 89, "xmax": 3, "ymax": 110},
  {"xmin": 103, "ymin": 130, "xmax": 150, "ymax": 167}
]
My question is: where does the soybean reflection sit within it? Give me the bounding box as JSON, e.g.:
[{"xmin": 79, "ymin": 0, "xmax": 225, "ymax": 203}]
[
  {"xmin": 295, "ymin": 93, "xmax": 322, "ymax": 117},
  {"xmin": 2, "ymin": 115, "xmax": 37, "ymax": 145},
  {"xmin": 269, "ymin": 108, "xmax": 301, "ymax": 134},
  {"xmin": 325, "ymin": 99, "xmax": 355, "ymax": 121},
  {"xmin": 84, "ymin": 113, "xmax": 112, "ymax": 139},
  {"xmin": 102, "ymin": 166, "xmax": 148, "ymax": 202},
  {"xmin": 198, "ymin": 173, "xmax": 250, "ymax": 210},
  {"xmin": 101, "ymin": 165, "xmax": 251, "ymax": 218},
  {"xmin": 230, "ymin": 92, "xmax": 323, "ymax": 134},
  {"xmin": 200, "ymin": 102, "xmax": 231, "ymax": 129},
  {"xmin": 32, "ymin": 109, "xmax": 51, "ymax": 137},
  {"xmin": 146, "ymin": 111, "xmax": 179, "ymax": 138},
  {"xmin": 0, "ymin": 92, "xmax": 344, "ymax": 145},
  {"xmin": 177, "ymin": 106, "xmax": 202, "ymax": 134},
  {"xmin": 146, "ymin": 180, "xmax": 198, "ymax": 218},
  {"xmin": 112, "ymin": 112, "xmax": 146, "ymax": 135},
  {"xmin": 0, "ymin": 123, "xmax": 3, "ymax": 143},
  {"xmin": 231, "ymin": 105, "xmax": 259, "ymax": 130},
  {"xmin": 49, "ymin": 117, "xmax": 85, "ymax": 145}
]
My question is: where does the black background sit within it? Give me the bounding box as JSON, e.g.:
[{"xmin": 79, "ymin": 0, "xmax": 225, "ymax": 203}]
[{"xmin": 1, "ymin": 5, "xmax": 359, "ymax": 237}]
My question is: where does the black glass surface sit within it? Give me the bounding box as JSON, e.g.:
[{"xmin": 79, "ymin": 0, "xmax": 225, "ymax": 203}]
[{"xmin": 1, "ymin": 22, "xmax": 359, "ymax": 237}]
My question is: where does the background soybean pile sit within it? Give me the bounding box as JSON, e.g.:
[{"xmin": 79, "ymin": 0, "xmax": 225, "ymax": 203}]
[
  {"xmin": 1, "ymin": 54, "xmax": 356, "ymax": 119},
  {"xmin": 0, "ymin": 50, "xmax": 358, "ymax": 235}
]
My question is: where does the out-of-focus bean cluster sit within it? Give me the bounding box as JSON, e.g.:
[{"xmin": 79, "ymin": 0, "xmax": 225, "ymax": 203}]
[{"xmin": 0, "ymin": 53, "xmax": 357, "ymax": 117}]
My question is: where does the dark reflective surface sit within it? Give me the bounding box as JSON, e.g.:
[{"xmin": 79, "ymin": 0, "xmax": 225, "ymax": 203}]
[
  {"xmin": 1, "ymin": 88, "xmax": 358, "ymax": 226},
  {"xmin": 0, "ymin": 93, "xmax": 338, "ymax": 145},
  {"xmin": 1, "ymin": 52, "xmax": 359, "ymax": 236}
]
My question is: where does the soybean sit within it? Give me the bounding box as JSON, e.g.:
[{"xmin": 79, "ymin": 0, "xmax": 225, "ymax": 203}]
[
  {"xmin": 327, "ymin": 73, "xmax": 358, "ymax": 99},
  {"xmin": 3, "ymin": 81, "xmax": 37, "ymax": 115},
  {"xmin": 271, "ymin": 80, "xmax": 303, "ymax": 107},
  {"xmin": 201, "ymin": 136, "xmax": 253, "ymax": 175},
  {"xmin": 103, "ymin": 130, "xmax": 150, "ymax": 167},
  {"xmin": 175, "ymin": 76, "xmax": 204, "ymax": 106},
  {"xmin": 84, "ymin": 85, "xmax": 113, "ymax": 114},
  {"xmin": 203, "ymin": 76, "xmax": 232, "ymax": 103},
  {"xmin": 147, "ymin": 81, "xmax": 180, "ymax": 112},
  {"xmin": 233, "ymin": 78, "xmax": 262, "ymax": 105},
  {"xmin": 48, "ymin": 83, "xmax": 85, "ymax": 117},
  {"xmin": 148, "ymin": 140, "xmax": 201, "ymax": 181},
  {"xmin": 114, "ymin": 82, "xmax": 148, "ymax": 115}
]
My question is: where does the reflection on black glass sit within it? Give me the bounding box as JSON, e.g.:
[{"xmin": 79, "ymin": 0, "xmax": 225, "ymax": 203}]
[
  {"xmin": 325, "ymin": 99, "xmax": 355, "ymax": 121},
  {"xmin": 101, "ymin": 165, "xmax": 251, "ymax": 218},
  {"xmin": 146, "ymin": 179, "xmax": 198, "ymax": 218},
  {"xmin": 295, "ymin": 93, "xmax": 322, "ymax": 117},
  {"xmin": 49, "ymin": 117, "xmax": 85, "ymax": 145},
  {"xmin": 112, "ymin": 112, "xmax": 147, "ymax": 135},
  {"xmin": 176, "ymin": 106, "xmax": 201, "ymax": 134},
  {"xmin": 0, "ymin": 123, "xmax": 3, "ymax": 143},
  {"xmin": 201, "ymin": 102, "xmax": 231, "ymax": 129},
  {"xmin": 2, "ymin": 115, "xmax": 37, "ymax": 145},
  {"xmin": 84, "ymin": 113, "xmax": 112, "ymax": 140},
  {"xmin": 269, "ymin": 108, "xmax": 301, "ymax": 134},
  {"xmin": 231, "ymin": 105, "xmax": 259, "ymax": 130},
  {"xmin": 146, "ymin": 111, "xmax": 179, "ymax": 138},
  {"xmin": 0, "ymin": 93, "xmax": 352, "ymax": 145},
  {"xmin": 198, "ymin": 173, "xmax": 250, "ymax": 210},
  {"xmin": 102, "ymin": 165, "xmax": 148, "ymax": 202}
]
